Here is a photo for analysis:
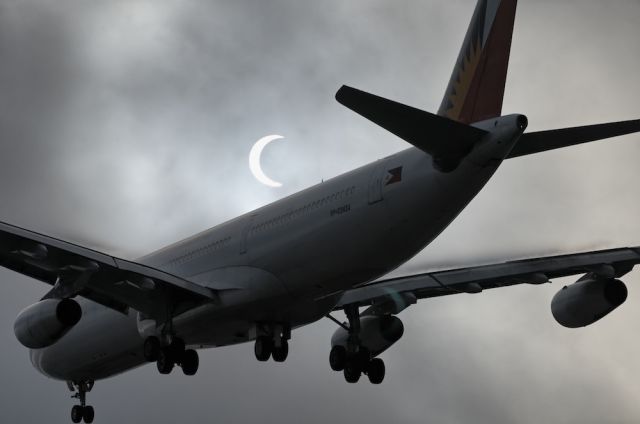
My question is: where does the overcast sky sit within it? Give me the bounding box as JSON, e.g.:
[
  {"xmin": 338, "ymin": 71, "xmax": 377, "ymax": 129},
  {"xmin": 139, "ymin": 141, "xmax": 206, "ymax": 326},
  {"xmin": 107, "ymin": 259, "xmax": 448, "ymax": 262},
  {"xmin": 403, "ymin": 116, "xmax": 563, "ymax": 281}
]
[{"xmin": 1, "ymin": 1, "xmax": 639, "ymax": 423}]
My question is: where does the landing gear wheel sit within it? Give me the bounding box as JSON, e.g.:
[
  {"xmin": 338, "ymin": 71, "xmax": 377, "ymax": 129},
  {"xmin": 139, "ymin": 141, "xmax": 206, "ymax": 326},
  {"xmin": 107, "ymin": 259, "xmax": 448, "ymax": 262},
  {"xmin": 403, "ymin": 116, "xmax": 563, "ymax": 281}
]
[
  {"xmin": 181, "ymin": 349, "xmax": 199, "ymax": 376},
  {"xmin": 157, "ymin": 349, "xmax": 175, "ymax": 374},
  {"xmin": 367, "ymin": 358, "xmax": 385, "ymax": 384},
  {"xmin": 82, "ymin": 406, "xmax": 95, "ymax": 423},
  {"xmin": 71, "ymin": 405, "xmax": 83, "ymax": 423},
  {"xmin": 272, "ymin": 340, "xmax": 289, "ymax": 362},
  {"xmin": 169, "ymin": 338, "xmax": 186, "ymax": 357},
  {"xmin": 329, "ymin": 345, "xmax": 347, "ymax": 371},
  {"xmin": 254, "ymin": 336, "xmax": 273, "ymax": 362},
  {"xmin": 143, "ymin": 336, "xmax": 161, "ymax": 362},
  {"xmin": 344, "ymin": 361, "xmax": 361, "ymax": 383},
  {"xmin": 356, "ymin": 346, "xmax": 371, "ymax": 367}
]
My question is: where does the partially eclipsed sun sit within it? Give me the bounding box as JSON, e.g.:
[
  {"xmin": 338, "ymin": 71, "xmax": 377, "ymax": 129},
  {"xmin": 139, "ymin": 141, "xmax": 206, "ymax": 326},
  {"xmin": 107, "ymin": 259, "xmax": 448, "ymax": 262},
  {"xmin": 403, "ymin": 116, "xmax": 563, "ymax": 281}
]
[{"xmin": 249, "ymin": 135, "xmax": 283, "ymax": 188}]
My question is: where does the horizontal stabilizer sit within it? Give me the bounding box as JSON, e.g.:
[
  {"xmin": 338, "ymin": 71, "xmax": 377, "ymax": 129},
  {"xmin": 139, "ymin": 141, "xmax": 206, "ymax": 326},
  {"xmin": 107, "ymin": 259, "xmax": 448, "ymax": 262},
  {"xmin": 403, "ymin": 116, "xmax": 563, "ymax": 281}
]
[
  {"xmin": 336, "ymin": 85, "xmax": 488, "ymax": 169},
  {"xmin": 507, "ymin": 119, "xmax": 640, "ymax": 158}
]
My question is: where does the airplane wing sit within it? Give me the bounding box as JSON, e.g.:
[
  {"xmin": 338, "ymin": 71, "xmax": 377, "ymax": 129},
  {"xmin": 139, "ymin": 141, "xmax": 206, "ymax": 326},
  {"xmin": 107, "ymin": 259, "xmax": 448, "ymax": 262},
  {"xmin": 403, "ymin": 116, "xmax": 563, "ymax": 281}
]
[
  {"xmin": 334, "ymin": 247, "xmax": 640, "ymax": 314},
  {"xmin": 0, "ymin": 220, "xmax": 216, "ymax": 320}
]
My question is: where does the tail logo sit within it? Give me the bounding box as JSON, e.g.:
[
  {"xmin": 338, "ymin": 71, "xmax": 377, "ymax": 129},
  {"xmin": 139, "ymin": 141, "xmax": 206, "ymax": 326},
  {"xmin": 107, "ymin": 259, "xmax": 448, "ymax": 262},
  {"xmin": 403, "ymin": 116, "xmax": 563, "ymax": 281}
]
[
  {"xmin": 442, "ymin": 0, "xmax": 495, "ymax": 120},
  {"xmin": 438, "ymin": 0, "xmax": 516, "ymax": 124}
]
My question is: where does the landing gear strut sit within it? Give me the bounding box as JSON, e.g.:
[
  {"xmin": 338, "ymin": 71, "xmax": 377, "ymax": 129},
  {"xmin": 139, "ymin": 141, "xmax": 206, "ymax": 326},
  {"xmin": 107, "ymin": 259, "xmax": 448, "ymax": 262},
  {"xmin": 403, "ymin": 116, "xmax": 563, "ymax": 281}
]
[
  {"xmin": 68, "ymin": 380, "xmax": 95, "ymax": 423},
  {"xmin": 253, "ymin": 323, "xmax": 290, "ymax": 363},
  {"xmin": 329, "ymin": 307, "xmax": 386, "ymax": 385},
  {"xmin": 144, "ymin": 336, "xmax": 199, "ymax": 376}
]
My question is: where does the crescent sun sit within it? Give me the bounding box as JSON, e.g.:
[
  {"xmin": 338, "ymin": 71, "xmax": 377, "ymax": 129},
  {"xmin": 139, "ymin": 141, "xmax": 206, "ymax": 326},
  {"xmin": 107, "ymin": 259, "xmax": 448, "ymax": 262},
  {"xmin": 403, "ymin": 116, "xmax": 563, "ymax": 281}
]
[{"xmin": 249, "ymin": 135, "xmax": 284, "ymax": 188}]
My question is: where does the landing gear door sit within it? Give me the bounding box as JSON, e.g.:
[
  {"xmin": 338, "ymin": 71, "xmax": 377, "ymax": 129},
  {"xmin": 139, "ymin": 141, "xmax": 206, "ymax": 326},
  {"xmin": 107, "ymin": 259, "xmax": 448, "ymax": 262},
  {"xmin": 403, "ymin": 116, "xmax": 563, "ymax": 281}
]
[{"xmin": 368, "ymin": 160, "xmax": 388, "ymax": 204}]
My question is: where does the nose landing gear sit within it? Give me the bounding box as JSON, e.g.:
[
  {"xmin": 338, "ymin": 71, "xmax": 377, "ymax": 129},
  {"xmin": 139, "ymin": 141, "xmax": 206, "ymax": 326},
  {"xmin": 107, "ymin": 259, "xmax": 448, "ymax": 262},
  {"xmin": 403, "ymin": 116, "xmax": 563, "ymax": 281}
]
[{"xmin": 68, "ymin": 380, "xmax": 95, "ymax": 423}]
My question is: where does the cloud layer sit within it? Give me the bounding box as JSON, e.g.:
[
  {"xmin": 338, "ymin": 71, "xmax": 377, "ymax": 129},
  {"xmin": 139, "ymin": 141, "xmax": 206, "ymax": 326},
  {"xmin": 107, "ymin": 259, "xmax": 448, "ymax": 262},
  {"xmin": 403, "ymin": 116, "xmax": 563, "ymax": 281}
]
[{"xmin": 0, "ymin": 1, "xmax": 639, "ymax": 422}]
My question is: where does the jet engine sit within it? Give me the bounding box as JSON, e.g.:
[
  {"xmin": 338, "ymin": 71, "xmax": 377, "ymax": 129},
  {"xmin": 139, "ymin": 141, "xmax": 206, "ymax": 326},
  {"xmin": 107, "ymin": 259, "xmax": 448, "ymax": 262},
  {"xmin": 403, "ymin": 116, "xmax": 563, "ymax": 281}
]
[
  {"xmin": 14, "ymin": 298, "xmax": 82, "ymax": 349},
  {"xmin": 551, "ymin": 276, "xmax": 627, "ymax": 328},
  {"xmin": 331, "ymin": 315, "xmax": 404, "ymax": 356}
]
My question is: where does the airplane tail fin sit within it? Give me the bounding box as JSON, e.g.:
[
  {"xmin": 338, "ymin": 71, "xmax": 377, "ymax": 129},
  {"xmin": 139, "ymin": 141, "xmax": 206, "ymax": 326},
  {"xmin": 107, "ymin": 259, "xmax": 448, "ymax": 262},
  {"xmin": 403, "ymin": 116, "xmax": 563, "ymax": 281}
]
[{"xmin": 438, "ymin": 0, "xmax": 518, "ymax": 124}]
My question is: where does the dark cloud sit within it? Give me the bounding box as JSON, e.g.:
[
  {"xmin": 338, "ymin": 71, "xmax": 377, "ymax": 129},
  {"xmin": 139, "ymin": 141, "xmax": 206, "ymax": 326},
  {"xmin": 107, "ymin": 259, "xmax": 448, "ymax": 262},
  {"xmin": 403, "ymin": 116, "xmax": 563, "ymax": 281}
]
[{"xmin": 0, "ymin": 0, "xmax": 639, "ymax": 423}]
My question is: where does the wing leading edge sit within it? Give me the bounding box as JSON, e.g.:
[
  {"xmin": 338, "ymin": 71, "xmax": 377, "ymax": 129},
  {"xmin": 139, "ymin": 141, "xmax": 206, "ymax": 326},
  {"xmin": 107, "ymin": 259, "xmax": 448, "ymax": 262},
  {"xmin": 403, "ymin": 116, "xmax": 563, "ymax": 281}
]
[
  {"xmin": 0, "ymin": 220, "xmax": 216, "ymax": 320},
  {"xmin": 334, "ymin": 247, "xmax": 640, "ymax": 312}
]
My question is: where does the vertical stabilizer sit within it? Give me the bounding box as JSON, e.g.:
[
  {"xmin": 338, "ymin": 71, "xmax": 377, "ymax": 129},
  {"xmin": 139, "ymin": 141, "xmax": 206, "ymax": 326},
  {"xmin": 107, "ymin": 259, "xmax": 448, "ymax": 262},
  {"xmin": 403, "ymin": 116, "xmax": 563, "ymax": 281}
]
[{"xmin": 438, "ymin": 0, "xmax": 518, "ymax": 124}]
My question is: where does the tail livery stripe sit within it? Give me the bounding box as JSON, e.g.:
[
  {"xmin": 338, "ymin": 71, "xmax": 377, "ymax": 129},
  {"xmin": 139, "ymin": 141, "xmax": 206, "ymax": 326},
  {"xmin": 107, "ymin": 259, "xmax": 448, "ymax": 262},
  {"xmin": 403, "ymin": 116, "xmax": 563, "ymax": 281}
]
[{"xmin": 438, "ymin": 0, "xmax": 518, "ymax": 124}]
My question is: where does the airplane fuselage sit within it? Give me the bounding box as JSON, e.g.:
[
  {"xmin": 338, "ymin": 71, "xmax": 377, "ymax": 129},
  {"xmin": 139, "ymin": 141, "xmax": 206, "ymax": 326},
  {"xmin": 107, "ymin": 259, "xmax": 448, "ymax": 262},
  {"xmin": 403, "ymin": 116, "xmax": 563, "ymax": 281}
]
[{"xmin": 30, "ymin": 116, "xmax": 523, "ymax": 382}]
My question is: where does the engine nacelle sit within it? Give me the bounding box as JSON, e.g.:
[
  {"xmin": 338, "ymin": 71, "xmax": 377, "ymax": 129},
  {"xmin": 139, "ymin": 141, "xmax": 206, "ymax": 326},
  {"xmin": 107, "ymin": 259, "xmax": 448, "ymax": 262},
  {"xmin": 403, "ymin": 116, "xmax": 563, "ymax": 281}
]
[
  {"xmin": 14, "ymin": 299, "xmax": 82, "ymax": 349},
  {"xmin": 551, "ymin": 277, "xmax": 627, "ymax": 328},
  {"xmin": 331, "ymin": 315, "xmax": 404, "ymax": 356}
]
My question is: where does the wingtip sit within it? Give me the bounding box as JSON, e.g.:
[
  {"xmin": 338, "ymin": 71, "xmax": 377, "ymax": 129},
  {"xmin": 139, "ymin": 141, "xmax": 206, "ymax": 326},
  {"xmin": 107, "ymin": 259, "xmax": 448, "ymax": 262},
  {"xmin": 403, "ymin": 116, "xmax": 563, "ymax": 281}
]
[{"xmin": 335, "ymin": 84, "xmax": 351, "ymax": 104}]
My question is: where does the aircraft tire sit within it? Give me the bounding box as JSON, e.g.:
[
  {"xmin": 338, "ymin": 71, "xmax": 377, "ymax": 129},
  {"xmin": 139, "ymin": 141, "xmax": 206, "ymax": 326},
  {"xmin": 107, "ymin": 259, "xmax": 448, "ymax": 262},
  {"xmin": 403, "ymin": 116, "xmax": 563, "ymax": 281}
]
[
  {"xmin": 71, "ymin": 405, "xmax": 83, "ymax": 423},
  {"xmin": 157, "ymin": 349, "xmax": 174, "ymax": 374},
  {"xmin": 181, "ymin": 349, "xmax": 199, "ymax": 376},
  {"xmin": 143, "ymin": 336, "xmax": 161, "ymax": 362},
  {"xmin": 254, "ymin": 336, "xmax": 273, "ymax": 362},
  {"xmin": 356, "ymin": 346, "xmax": 371, "ymax": 366},
  {"xmin": 82, "ymin": 406, "xmax": 94, "ymax": 424},
  {"xmin": 169, "ymin": 338, "xmax": 186, "ymax": 357},
  {"xmin": 329, "ymin": 345, "xmax": 346, "ymax": 371},
  {"xmin": 367, "ymin": 358, "xmax": 385, "ymax": 384},
  {"xmin": 344, "ymin": 361, "xmax": 361, "ymax": 383},
  {"xmin": 272, "ymin": 340, "xmax": 289, "ymax": 362}
]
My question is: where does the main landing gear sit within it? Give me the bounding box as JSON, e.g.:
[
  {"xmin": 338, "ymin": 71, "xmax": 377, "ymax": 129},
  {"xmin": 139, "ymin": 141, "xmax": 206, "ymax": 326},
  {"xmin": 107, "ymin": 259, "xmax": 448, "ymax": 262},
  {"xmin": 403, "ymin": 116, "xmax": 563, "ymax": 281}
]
[
  {"xmin": 143, "ymin": 336, "xmax": 200, "ymax": 376},
  {"xmin": 329, "ymin": 345, "xmax": 385, "ymax": 384},
  {"xmin": 68, "ymin": 380, "xmax": 95, "ymax": 423},
  {"xmin": 329, "ymin": 307, "xmax": 386, "ymax": 384},
  {"xmin": 254, "ymin": 323, "xmax": 291, "ymax": 363}
]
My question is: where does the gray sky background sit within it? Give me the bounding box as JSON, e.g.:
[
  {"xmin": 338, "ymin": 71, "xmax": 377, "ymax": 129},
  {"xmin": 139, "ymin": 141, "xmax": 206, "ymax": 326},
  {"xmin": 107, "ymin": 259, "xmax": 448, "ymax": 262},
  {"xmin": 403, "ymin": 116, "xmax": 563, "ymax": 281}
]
[{"xmin": 1, "ymin": 0, "xmax": 640, "ymax": 423}]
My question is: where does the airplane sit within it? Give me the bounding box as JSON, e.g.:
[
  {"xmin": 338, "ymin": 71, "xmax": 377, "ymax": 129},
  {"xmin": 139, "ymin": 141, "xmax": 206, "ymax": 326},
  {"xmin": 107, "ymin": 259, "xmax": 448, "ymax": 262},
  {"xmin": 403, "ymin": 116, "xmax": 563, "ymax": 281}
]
[{"xmin": 3, "ymin": 0, "xmax": 640, "ymax": 422}]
